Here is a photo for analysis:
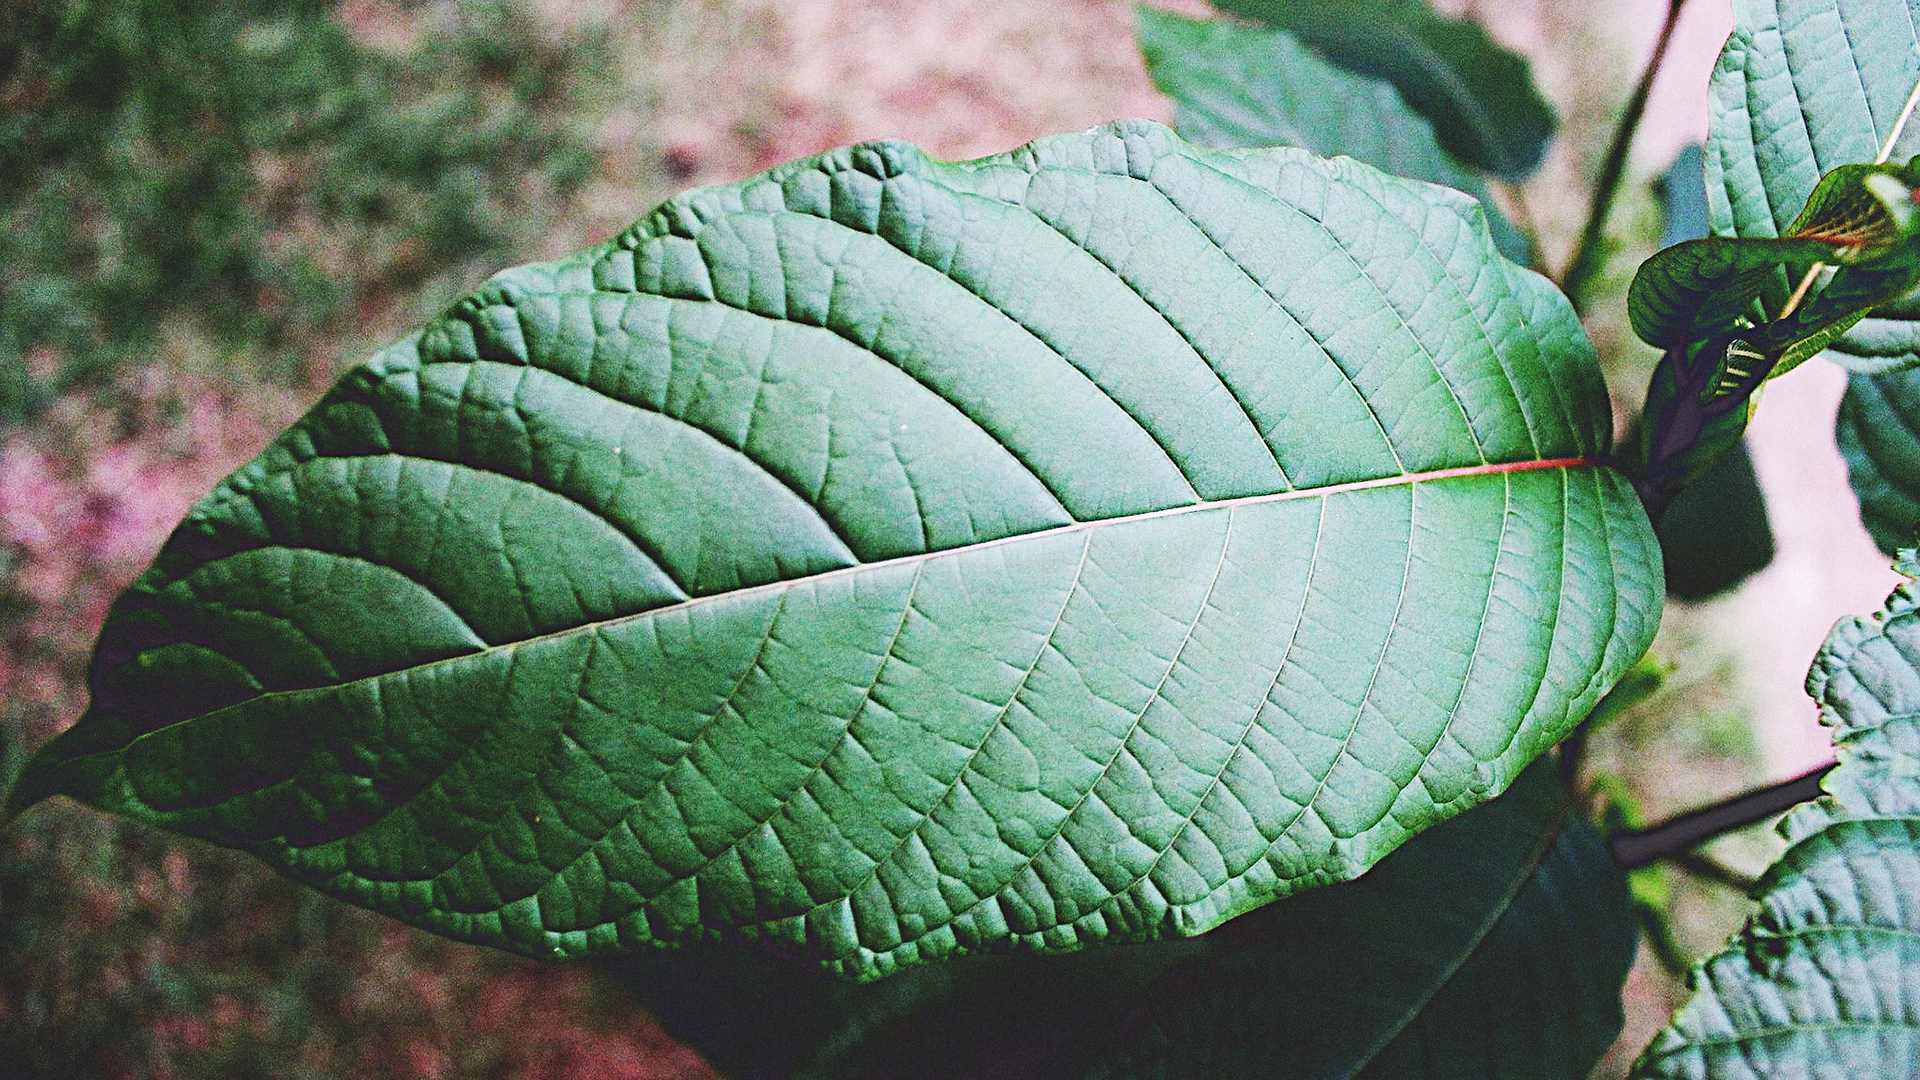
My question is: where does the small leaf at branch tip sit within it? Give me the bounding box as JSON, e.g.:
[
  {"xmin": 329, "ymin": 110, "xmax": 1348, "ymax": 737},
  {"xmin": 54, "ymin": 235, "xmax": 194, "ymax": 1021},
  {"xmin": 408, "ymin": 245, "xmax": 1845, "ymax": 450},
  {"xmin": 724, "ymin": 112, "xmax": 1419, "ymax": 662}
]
[{"xmin": 1894, "ymin": 545, "xmax": 1920, "ymax": 579}]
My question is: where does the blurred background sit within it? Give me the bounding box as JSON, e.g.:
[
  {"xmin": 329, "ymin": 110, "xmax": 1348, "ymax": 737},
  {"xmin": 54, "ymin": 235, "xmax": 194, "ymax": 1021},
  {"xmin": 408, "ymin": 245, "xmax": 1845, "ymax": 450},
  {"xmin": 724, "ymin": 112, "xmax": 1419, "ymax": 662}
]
[{"xmin": 0, "ymin": 1, "xmax": 1896, "ymax": 1076}]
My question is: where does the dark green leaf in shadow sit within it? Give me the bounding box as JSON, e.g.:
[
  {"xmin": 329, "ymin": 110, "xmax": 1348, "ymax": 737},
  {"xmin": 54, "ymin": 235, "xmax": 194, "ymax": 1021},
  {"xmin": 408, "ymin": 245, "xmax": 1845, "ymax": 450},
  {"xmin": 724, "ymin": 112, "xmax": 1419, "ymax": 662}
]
[
  {"xmin": 1136, "ymin": 4, "xmax": 1530, "ymax": 263},
  {"xmin": 1654, "ymin": 438, "xmax": 1775, "ymax": 601},
  {"xmin": 1085, "ymin": 761, "xmax": 1636, "ymax": 1080},
  {"xmin": 1633, "ymin": 556, "xmax": 1920, "ymax": 1078},
  {"xmin": 1211, "ymin": 0, "xmax": 1556, "ymax": 179},
  {"xmin": 606, "ymin": 762, "xmax": 1636, "ymax": 1080}
]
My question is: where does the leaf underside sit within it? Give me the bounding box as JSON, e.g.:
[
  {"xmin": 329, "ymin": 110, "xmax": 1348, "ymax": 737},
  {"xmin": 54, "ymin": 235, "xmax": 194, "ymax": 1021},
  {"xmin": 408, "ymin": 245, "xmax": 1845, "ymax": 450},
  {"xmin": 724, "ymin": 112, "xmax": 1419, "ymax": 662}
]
[
  {"xmin": 1633, "ymin": 571, "xmax": 1920, "ymax": 1079},
  {"xmin": 613, "ymin": 762, "xmax": 1636, "ymax": 1080},
  {"xmin": 1134, "ymin": 5, "xmax": 1532, "ymax": 264},
  {"xmin": 1707, "ymin": 0, "xmax": 1920, "ymax": 371},
  {"xmin": 10, "ymin": 121, "xmax": 1659, "ymax": 980}
]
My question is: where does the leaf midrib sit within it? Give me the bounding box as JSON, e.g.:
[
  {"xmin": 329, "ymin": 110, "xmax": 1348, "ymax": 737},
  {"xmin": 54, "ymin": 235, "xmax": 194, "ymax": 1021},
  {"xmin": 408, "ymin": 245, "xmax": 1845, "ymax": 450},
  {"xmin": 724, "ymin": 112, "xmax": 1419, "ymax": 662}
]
[{"xmin": 61, "ymin": 455, "xmax": 1603, "ymax": 794}]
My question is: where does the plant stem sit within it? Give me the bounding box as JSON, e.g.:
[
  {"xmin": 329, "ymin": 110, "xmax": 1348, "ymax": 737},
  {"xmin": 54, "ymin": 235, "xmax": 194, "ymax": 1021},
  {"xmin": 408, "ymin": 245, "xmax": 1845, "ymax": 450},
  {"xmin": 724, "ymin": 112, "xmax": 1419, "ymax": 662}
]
[
  {"xmin": 1671, "ymin": 850, "xmax": 1759, "ymax": 893},
  {"xmin": 1561, "ymin": 0, "xmax": 1690, "ymax": 312},
  {"xmin": 1608, "ymin": 763, "xmax": 1835, "ymax": 869}
]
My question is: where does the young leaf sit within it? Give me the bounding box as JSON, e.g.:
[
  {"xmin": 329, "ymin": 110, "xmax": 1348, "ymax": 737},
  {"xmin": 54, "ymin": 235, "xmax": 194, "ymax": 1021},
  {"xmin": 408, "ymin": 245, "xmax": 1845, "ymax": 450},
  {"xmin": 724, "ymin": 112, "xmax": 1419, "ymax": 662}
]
[
  {"xmin": 1632, "ymin": 557, "xmax": 1920, "ymax": 1079},
  {"xmin": 1707, "ymin": 0, "xmax": 1920, "ymax": 372},
  {"xmin": 1838, "ymin": 365, "xmax": 1920, "ymax": 553},
  {"xmin": 1212, "ymin": 0, "xmax": 1556, "ymax": 179},
  {"xmin": 1135, "ymin": 4, "xmax": 1531, "ymax": 263},
  {"xmin": 610, "ymin": 762, "xmax": 1636, "ymax": 1080},
  {"xmin": 1628, "ymin": 160, "xmax": 1920, "ymax": 355},
  {"xmin": 1643, "ymin": 146, "xmax": 1776, "ymax": 599},
  {"xmin": 5, "ymin": 121, "xmax": 1660, "ymax": 979},
  {"xmin": 1630, "ymin": 333, "xmax": 1775, "ymax": 519}
]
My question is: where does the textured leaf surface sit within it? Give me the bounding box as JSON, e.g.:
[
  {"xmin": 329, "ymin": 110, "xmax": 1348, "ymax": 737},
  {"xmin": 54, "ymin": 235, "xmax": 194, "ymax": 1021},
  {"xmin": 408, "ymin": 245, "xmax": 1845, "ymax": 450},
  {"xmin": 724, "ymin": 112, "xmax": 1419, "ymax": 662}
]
[
  {"xmin": 1707, "ymin": 0, "xmax": 1920, "ymax": 371},
  {"xmin": 1212, "ymin": 0, "xmax": 1555, "ymax": 179},
  {"xmin": 1840, "ymin": 366, "xmax": 1920, "ymax": 553},
  {"xmin": 1631, "ymin": 161, "xmax": 1920, "ymax": 360},
  {"xmin": 1633, "ymin": 566, "xmax": 1920, "ymax": 1079},
  {"xmin": 9, "ymin": 121, "xmax": 1659, "ymax": 979},
  {"xmin": 610, "ymin": 763, "xmax": 1635, "ymax": 1080},
  {"xmin": 1661, "ymin": 146, "xmax": 1712, "ymax": 250},
  {"xmin": 1134, "ymin": 5, "xmax": 1531, "ymax": 263}
]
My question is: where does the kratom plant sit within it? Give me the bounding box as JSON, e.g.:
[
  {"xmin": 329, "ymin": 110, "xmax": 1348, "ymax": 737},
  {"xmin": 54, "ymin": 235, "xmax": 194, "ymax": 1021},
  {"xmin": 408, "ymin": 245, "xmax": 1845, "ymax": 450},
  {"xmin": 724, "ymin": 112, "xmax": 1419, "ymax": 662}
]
[{"xmin": 7, "ymin": 0, "xmax": 1920, "ymax": 1077}]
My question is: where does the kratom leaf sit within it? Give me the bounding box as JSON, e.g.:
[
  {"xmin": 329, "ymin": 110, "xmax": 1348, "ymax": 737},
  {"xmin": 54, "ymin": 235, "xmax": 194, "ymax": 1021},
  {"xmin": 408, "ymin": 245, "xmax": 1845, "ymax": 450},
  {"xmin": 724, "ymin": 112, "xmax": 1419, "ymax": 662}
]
[
  {"xmin": 1085, "ymin": 761, "xmax": 1635, "ymax": 1080},
  {"xmin": 1707, "ymin": 0, "xmax": 1920, "ymax": 372},
  {"xmin": 5, "ymin": 121, "xmax": 1660, "ymax": 979},
  {"xmin": 1630, "ymin": 333, "xmax": 1777, "ymax": 520},
  {"xmin": 1655, "ymin": 439, "xmax": 1775, "ymax": 601},
  {"xmin": 1644, "ymin": 146, "xmax": 1776, "ymax": 599},
  {"xmin": 1659, "ymin": 145, "xmax": 1712, "ymax": 250},
  {"xmin": 1632, "ymin": 557, "xmax": 1920, "ymax": 1079},
  {"xmin": 1629, "ymin": 160, "xmax": 1920, "ymax": 356},
  {"xmin": 1627, "ymin": 234, "xmax": 1842, "ymax": 350},
  {"xmin": 611, "ymin": 762, "xmax": 1634, "ymax": 1080},
  {"xmin": 1212, "ymin": 0, "xmax": 1556, "ymax": 179},
  {"xmin": 1839, "ymin": 365, "xmax": 1920, "ymax": 553},
  {"xmin": 1135, "ymin": 4, "xmax": 1531, "ymax": 264}
]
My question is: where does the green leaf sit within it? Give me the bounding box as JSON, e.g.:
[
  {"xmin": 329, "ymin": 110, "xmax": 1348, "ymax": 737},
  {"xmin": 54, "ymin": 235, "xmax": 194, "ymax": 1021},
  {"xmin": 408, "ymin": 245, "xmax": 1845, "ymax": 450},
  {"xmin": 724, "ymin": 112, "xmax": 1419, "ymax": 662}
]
[
  {"xmin": 610, "ymin": 762, "xmax": 1636, "ymax": 1080},
  {"xmin": 1659, "ymin": 145, "xmax": 1712, "ymax": 250},
  {"xmin": 1212, "ymin": 0, "xmax": 1556, "ymax": 179},
  {"xmin": 1085, "ymin": 761, "xmax": 1635, "ymax": 1080},
  {"xmin": 1655, "ymin": 439, "xmax": 1776, "ymax": 601},
  {"xmin": 1643, "ymin": 147, "xmax": 1777, "ymax": 599},
  {"xmin": 1707, "ymin": 0, "xmax": 1920, "ymax": 372},
  {"xmin": 1633, "ymin": 559, "xmax": 1920, "ymax": 1079},
  {"xmin": 1134, "ymin": 4, "xmax": 1531, "ymax": 264},
  {"xmin": 1839, "ymin": 366, "xmax": 1920, "ymax": 553},
  {"xmin": 5, "ymin": 120, "xmax": 1660, "ymax": 979},
  {"xmin": 1629, "ymin": 161, "xmax": 1920, "ymax": 356},
  {"xmin": 1629, "ymin": 333, "xmax": 1776, "ymax": 520}
]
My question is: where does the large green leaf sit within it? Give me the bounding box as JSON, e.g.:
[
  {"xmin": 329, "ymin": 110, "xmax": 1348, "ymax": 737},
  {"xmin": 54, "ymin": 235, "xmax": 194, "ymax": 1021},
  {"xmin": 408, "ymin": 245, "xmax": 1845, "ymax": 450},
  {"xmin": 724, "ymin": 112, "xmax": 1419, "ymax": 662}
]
[
  {"xmin": 6, "ymin": 120, "xmax": 1660, "ymax": 979},
  {"xmin": 1633, "ymin": 558, "xmax": 1920, "ymax": 1078},
  {"xmin": 1839, "ymin": 365, "xmax": 1920, "ymax": 553},
  {"xmin": 1707, "ymin": 0, "xmax": 1920, "ymax": 373},
  {"xmin": 609, "ymin": 762, "xmax": 1635, "ymax": 1080},
  {"xmin": 1134, "ymin": 4, "xmax": 1531, "ymax": 263},
  {"xmin": 1212, "ymin": 0, "xmax": 1556, "ymax": 179}
]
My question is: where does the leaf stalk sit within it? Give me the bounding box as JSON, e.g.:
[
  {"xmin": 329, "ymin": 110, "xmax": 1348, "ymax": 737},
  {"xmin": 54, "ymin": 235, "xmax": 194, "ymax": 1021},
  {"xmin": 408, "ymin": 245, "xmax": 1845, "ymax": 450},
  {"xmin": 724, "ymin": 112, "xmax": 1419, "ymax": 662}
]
[
  {"xmin": 1561, "ymin": 0, "xmax": 1689, "ymax": 312},
  {"xmin": 1607, "ymin": 763, "xmax": 1834, "ymax": 869}
]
